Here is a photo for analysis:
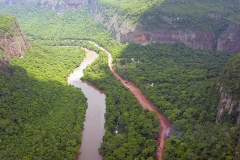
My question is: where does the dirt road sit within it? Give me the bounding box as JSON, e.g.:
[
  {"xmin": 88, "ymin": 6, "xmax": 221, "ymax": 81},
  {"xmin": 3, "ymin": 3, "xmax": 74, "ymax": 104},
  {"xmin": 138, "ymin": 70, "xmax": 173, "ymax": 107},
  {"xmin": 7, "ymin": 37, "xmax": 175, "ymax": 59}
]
[{"xmin": 89, "ymin": 41, "xmax": 171, "ymax": 160}]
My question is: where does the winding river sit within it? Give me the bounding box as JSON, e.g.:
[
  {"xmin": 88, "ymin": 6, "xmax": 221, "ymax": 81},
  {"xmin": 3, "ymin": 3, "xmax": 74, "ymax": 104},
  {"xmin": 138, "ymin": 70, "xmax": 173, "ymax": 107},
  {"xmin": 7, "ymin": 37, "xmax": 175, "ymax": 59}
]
[
  {"xmin": 68, "ymin": 43, "xmax": 171, "ymax": 160},
  {"xmin": 68, "ymin": 48, "xmax": 106, "ymax": 160}
]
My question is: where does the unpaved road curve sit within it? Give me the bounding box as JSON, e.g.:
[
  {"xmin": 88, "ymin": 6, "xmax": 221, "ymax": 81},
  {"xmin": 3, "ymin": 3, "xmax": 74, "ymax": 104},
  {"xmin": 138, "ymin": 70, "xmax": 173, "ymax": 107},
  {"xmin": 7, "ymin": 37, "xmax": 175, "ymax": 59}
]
[{"xmin": 89, "ymin": 41, "xmax": 172, "ymax": 160}]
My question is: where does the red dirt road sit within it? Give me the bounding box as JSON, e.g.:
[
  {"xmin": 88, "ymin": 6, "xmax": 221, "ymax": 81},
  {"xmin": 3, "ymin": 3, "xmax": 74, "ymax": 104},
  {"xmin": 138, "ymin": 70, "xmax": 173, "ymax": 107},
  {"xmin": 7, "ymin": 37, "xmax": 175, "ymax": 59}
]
[{"xmin": 89, "ymin": 41, "xmax": 172, "ymax": 160}]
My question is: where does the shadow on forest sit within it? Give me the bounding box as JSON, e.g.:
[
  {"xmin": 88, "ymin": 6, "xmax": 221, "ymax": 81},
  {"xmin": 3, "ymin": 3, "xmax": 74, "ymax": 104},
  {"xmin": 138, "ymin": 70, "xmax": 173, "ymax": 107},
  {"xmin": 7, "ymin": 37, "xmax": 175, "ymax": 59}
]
[{"xmin": 0, "ymin": 64, "xmax": 86, "ymax": 159}]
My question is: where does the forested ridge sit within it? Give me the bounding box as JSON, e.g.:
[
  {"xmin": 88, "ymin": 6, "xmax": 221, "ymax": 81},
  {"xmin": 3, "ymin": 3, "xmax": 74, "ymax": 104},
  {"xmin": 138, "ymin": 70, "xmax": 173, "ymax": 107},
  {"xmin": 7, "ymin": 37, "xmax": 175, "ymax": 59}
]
[
  {"xmin": 97, "ymin": 0, "xmax": 240, "ymax": 21},
  {"xmin": 0, "ymin": 1, "xmax": 240, "ymax": 160},
  {"xmin": 0, "ymin": 5, "xmax": 113, "ymax": 45}
]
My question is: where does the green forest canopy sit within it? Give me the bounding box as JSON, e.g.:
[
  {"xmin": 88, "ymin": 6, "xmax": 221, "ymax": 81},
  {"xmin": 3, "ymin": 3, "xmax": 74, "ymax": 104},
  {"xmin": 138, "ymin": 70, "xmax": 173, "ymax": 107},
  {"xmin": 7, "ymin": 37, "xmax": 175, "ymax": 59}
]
[
  {"xmin": 98, "ymin": 0, "xmax": 240, "ymax": 23},
  {"xmin": 0, "ymin": 45, "xmax": 87, "ymax": 159},
  {"xmin": 0, "ymin": 2, "xmax": 240, "ymax": 159},
  {"xmin": 0, "ymin": 14, "xmax": 16, "ymax": 37},
  {"xmin": 218, "ymin": 52, "xmax": 240, "ymax": 99}
]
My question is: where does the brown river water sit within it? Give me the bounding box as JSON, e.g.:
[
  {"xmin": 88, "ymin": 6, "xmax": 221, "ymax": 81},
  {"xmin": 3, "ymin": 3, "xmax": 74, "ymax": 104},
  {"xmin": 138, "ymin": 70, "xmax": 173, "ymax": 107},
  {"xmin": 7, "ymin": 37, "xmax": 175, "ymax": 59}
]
[{"xmin": 67, "ymin": 48, "xmax": 106, "ymax": 160}]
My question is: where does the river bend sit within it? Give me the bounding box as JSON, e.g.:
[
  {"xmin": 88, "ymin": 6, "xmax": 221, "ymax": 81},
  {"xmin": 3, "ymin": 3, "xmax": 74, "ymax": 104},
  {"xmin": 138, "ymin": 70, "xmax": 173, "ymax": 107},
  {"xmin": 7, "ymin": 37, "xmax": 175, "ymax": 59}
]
[{"xmin": 68, "ymin": 48, "xmax": 106, "ymax": 160}]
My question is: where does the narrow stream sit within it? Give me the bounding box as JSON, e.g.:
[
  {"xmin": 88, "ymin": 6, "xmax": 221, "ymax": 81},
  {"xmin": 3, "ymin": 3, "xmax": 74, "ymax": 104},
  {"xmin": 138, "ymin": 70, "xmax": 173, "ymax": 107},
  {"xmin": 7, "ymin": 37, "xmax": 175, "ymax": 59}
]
[{"xmin": 68, "ymin": 48, "xmax": 106, "ymax": 160}]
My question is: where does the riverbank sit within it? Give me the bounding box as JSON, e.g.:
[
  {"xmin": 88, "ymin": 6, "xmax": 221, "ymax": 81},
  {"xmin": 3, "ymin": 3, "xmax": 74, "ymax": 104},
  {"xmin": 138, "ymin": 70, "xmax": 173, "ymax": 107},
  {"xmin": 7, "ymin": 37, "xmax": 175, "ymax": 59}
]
[{"xmin": 88, "ymin": 41, "xmax": 171, "ymax": 160}]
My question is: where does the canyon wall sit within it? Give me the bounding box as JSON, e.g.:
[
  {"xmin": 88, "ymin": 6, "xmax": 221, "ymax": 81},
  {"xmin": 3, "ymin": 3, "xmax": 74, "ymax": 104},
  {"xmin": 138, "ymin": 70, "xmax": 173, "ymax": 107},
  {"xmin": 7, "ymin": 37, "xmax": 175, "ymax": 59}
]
[
  {"xmin": 216, "ymin": 52, "xmax": 240, "ymax": 126},
  {"xmin": 216, "ymin": 87, "xmax": 240, "ymax": 126},
  {"xmin": 91, "ymin": 3, "xmax": 240, "ymax": 53},
  {"xmin": 217, "ymin": 24, "xmax": 240, "ymax": 53}
]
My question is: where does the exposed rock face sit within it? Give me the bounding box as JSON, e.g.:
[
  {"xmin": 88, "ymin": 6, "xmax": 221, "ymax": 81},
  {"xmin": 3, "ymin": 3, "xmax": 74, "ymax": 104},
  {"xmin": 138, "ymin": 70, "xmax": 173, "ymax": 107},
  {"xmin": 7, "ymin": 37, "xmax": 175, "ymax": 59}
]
[
  {"xmin": 93, "ymin": 12, "xmax": 216, "ymax": 50},
  {"xmin": 0, "ymin": 0, "xmax": 88, "ymax": 9},
  {"xmin": 216, "ymin": 85, "xmax": 240, "ymax": 126},
  {"xmin": 217, "ymin": 24, "xmax": 240, "ymax": 53},
  {"xmin": 121, "ymin": 29, "xmax": 215, "ymax": 50},
  {"xmin": 0, "ymin": 22, "xmax": 31, "ymax": 73},
  {"xmin": 92, "ymin": 7, "xmax": 240, "ymax": 53},
  {"xmin": 0, "ymin": 22, "xmax": 31, "ymax": 58}
]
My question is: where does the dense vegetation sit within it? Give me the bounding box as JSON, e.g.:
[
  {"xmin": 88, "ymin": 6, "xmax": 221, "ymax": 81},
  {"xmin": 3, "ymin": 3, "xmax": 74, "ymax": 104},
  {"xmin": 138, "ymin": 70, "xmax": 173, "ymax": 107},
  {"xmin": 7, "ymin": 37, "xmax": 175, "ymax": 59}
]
[
  {"xmin": 143, "ymin": 0, "xmax": 240, "ymax": 22},
  {"xmin": 0, "ymin": 2, "xmax": 240, "ymax": 160},
  {"xmin": 97, "ymin": 0, "xmax": 240, "ymax": 23},
  {"xmin": 218, "ymin": 53, "xmax": 240, "ymax": 99},
  {"xmin": 0, "ymin": 4, "xmax": 161, "ymax": 159},
  {"xmin": 0, "ymin": 14, "xmax": 16, "ymax": 37},
  {"xmin": 97, "ymin": 0, "xmax": 240, "ymax": 34},
  {"xmin": 80, "ymin": 41, "xmax": 160, "ymax": 160},
  {"xmin": 0, "ymin": 45, "xmax": 87, "ymax": 159},
  {"xmin": 96, "ymin": 0, "xmax": 161, "ymax": 22},
  {"xmin": 113, "ymin": 43, "xmax": 240, "ymax": 159},
  {"xmin": 0, "ymin": 5, "xmax": 113, "ymax": 45}
]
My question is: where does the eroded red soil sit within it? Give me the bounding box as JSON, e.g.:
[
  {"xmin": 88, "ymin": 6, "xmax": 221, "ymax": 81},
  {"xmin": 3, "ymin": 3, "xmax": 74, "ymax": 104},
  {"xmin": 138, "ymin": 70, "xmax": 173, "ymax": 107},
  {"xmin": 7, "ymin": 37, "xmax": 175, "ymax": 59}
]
[{"xmin": 110, "ymin": 66, "xmax": 171, "ymax": 160}]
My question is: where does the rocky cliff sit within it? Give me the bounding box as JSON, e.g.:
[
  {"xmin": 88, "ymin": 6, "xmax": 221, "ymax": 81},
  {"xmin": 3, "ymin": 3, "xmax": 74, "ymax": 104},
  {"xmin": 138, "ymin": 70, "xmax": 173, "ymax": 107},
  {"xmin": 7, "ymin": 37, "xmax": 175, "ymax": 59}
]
[
  {"xmin": 217, "ymin": 24, "xmax": 240, "ymax": 53},
  {"xmin": 0, "ymin": 0, "xmax": 88, "ymax": 9},
  {"xmin": 91, "ymin": 0, "xmax": 240, "ymax": 53},
  {"xmin": 0, "ymin": 15, "xmax": 31, "ymax": 73},
  {"xmin": 216, "ymin": 86, "xmax": 240, "ymax": 126},
  {"xmin": 93, "ymin": 13, "xmax": 240, "ymax": 53},
  {"xmin": 216, "ymin": 53, "xmax": 240, "ymax": 125}
]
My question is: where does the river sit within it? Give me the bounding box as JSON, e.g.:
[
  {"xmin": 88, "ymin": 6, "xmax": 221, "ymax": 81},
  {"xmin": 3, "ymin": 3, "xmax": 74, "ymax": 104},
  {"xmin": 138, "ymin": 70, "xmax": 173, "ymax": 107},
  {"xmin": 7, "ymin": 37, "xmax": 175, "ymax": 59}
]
[
  {"xmin": 68, "ymin": 43, "xmax": 171, "ymax": 160},
  {"xmin": 67, "ymin": 48, "xmax": 106, "ymax": 160}
]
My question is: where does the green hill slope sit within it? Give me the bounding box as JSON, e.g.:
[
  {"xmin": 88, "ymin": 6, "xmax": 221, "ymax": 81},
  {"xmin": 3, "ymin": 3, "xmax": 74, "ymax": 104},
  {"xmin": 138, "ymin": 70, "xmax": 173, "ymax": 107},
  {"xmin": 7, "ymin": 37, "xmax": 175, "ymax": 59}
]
[
  {"xmin": 218, "ymin": 53, "xmax": 240, "ymax": 99},
  {"xmin": 216, "ymin": 53, "xmax": 240, "ymax": 126},
  {"xmin": 0, "ymin": 14, "xmax": 17, "ymax": 37}
]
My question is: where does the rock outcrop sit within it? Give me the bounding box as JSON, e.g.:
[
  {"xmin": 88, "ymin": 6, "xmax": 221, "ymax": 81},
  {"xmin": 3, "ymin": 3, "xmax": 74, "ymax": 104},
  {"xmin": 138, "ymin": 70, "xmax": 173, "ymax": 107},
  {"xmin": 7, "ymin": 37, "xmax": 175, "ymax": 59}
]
[
  {"xmin": 0, "ymin": 22, "xmax": 31, "ymax": 58},
  {"xmin": 217, "ymin": 24, "xmax": 240, "ymax": 53},
  {"xmin": 93, "ymin": 13, "xmax": 216, "ymax": 50},
  {"xmin": 0, "ymin": 21, "xmax": 31, "ymax": 73},
  {"xmin": 216, "ymin": 52, "xmax": 240, "ymax": 125},
  {"xmin": 121, "ymin": 29, "xmax": 215, "ymax": 51},
  {"xmin": 216, "ymin": 88, "xmax": 240, "ymax": 126}
]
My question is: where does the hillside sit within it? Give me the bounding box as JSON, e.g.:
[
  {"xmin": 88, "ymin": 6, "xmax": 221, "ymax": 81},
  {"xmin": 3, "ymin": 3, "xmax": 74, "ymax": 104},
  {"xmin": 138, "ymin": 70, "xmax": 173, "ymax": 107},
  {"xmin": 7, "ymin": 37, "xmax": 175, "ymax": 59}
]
[
  {"xmin": 1, "ymin": 0, "xmax": 240, "ymax": 53},
  {"xmin": 0, "ymin": 14, "xmax": 31, "ymax": 72},
  {"xmin": 92, "ymin": 0, "xmax": 240, "ymax": 53},
  {"xmin": 216, "ymin": 53, "xmax": 240, "ymax": 125},
  {"xmin": 0, "ymin": 14, "xmax": 16, "ymax": 37}
]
